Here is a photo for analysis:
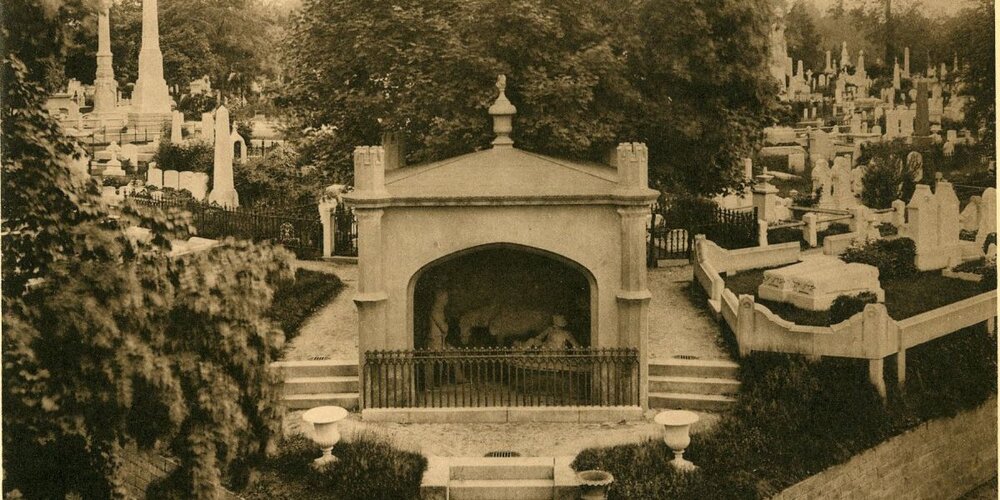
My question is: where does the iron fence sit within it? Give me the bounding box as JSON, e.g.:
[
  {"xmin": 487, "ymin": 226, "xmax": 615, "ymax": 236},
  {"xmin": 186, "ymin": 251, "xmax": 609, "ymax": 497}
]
[
  {"xmin": 84, "ymin": 129, "xmax": 159, "ymax": 154},
  {"xmin": 126, "ymin": 194, "xmax": 324, "ymax": 258},
  {"xmin": 362, "ymin": 347, "xmax": 639, "ymax": 409},
  {"xmin": 333, "ymin": 203, "xmax": 358, "ymax": 257},
  {"xmin": 648, "ymin": 202, "xmax": 758, "ymax": 264}
]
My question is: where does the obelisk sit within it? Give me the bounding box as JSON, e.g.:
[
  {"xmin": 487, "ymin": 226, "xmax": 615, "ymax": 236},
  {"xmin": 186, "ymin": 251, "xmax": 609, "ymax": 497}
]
[
  {"xmin": 131, "ymin": 0, "xmax": 171, "ymax": 116},
  {"xmin": 208, "ymin": 105, "xmax": 239, "ymax": 208},
  {"xmin": 92, "ymin": 1, "xmax": 117, "ymax": 114}
]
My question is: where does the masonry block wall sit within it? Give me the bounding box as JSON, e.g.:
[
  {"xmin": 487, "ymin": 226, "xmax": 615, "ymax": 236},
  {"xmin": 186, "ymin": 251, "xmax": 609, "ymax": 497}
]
[
  {"xmin": 775, "ymin": 397, "xmax": 997, "ymax": 500},
  {"xmin": 121, "ymin": 443, "xmax": 240, "ymax": 499}
]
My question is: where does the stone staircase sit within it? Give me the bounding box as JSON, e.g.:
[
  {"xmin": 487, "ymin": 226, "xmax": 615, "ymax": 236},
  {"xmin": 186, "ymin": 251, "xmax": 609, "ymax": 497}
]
[
  {"xmin": 648, "ymin": 358, "xmax": 740, "ymax": 412},
  {"xmin": 271, "ymin": 360, "xmax": 359, "ymax": 410},
  {"xmin": 423, "ymin": 456, "xmax": 579, "ymax": 500}
]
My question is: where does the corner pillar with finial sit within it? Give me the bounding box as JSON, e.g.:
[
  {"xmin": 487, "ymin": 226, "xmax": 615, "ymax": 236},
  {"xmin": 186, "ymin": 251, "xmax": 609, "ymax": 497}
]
[
  {"xmin": 489, "ymin": 75, "xmax": 517, "ymax": 149},
  {"xmin": 351, "ymin": 146, "xmax": 390, "ymax": 373}
]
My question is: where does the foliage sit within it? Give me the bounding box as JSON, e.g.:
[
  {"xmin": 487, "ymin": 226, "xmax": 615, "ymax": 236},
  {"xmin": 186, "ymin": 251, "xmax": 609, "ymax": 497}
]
[
  {"xmin": 768, "ymin": 226, "xmax": 804, "ymax": 247},
  {"xmin": 283, "ymin": 0, "xmax": 780, "ymax": 196},
  {"xmin": 153, "ymin": 140, "xmax": 214, "ymax": 174},
  {"xmin": 241, "ymin": 432, "xmax": 428, "ymax": 500},
  {"xmin": 948, "ymin": 0, "xmax": 995, "ymax": 157},
  {"xmin": 3, "ymin": 3, "xmax": 293, "ymax": 497},
  {"xmin": 267, "ymin": 269, "xmax": 344, "ymax": 350},
  {"xmin": 177, "ymin": 93, "xmax": 218, "ymax": 121},
  {"xmin": 574, "ymin": 327, "xmax": 996, "ymax": 499},
  {"xmin": 233, "ymin": 145, "xmax": 326, "ymax": 211},
  {"xmin": 858, "ymin": 141, "xmax": 920, "ymax": 209},
  {"xmin": 784, "ymin": 1, "xmax": 824, "ymax": 71},
  {"xmin": 828, "ymin": 291, "xmax": 878, "ymax": 324},
  {"xmin": 816, "ymin": 222, "xmax": 851, "ymax": 245},
  {"xmin": 841, "ymin": 237, "xmax": 917, "ymax": 280}
]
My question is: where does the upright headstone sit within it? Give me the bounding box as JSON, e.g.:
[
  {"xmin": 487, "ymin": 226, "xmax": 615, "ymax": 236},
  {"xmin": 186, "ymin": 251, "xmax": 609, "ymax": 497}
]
[
  {"xmin": 162, "ymin": 169, "xmax": 179, "ymax": 189},
  {"xmin": 824, "ymin": 50, "xmax": 832, "ymax": 73},
  {"xmin": 189, "ymin": 172, "xmax": 210, "ymax": 200},
  {"xmin": 908, "ymin": 184, "xmax": 939, "ymax": 270},
  {"xmin": 892, "ymin": 59, "xmax": 901, "ymax": 90},
  {"xmin": 903, "ymin": 47, "xmax": 911, "ymax": 77},
  {"xmin": 840, "ymin": 42, "xmax": 849, "ymax": 70},
  {"xmin": 976, "ymin": 188, "xmax": 997, "ymax": 247},
  {"xmin": 831, "ymin": 157, "xmax": 854, "ymax": 208},
  {"xmin": 92, "ymin": 1, "xmax": 117, "ymax": 114},
  {"xmin": 907, "ymin": 151, "xmax": 924, "ymax": 182},
  {"xmin": 812, "ymin": 158, "xmax": 831, "ymax": 194},
  {"xmin": 170, "ymin": 110, "xmax": 183, "ymax": 142},
  {"xmin": 201, "ymin": 111, "xmax": 215, "ymax": 142},
  {"xmin": 207, "ymin": 105, "xmax": 239, "ymax": 207},
  {"xmin": 914, "ymin": 81, "xmax": 930, "ymax": 138},
  {"xmin": 147, "ymin": 166, "xmax": 163, "ymax": 187}
]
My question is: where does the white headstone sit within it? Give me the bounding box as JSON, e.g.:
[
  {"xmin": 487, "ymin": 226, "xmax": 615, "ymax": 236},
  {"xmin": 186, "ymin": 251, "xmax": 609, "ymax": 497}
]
[
  {"xmin": 147, "ymin": 167, "xmax": 163, "ymax": 187},
  {"xmin": 976, "ymin": 188, "xmax": 996, "ymax": 246},
  {"xmin": 163, "ymin": 169, "xmax": 179, "ymax": 189},
  {"xmin": 207, "ymin": 105, "xmax": 239, "ymax": 207}
]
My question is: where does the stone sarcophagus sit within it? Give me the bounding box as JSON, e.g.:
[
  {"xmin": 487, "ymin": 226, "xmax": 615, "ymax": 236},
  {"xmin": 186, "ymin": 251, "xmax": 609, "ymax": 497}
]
[{"xmin": 759, "ymin": 258, "xmax": 884, "ymax": 311}]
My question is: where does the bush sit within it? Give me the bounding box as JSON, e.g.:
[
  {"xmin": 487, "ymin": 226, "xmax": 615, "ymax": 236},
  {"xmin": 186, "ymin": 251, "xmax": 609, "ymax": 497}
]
[
  {"xmin": 177, "ymin": 93, "xmax": 217, "ymax": 121},
  {"xmin": 816, "ymin": 222, "xmax": 851, "ymax": 245},
  {"xmin": 828, "ymin": 291, "xmax": 879, "ymax": 324},
  {"xmin": 242, "ymin": 432, "xmax": 427, "ymax": 500},
  {"xmin": 858, "ymin": 142, "xmax": 919, "ymax": 209},
  {"xmin": 768, "ymin": 226, "xmax": 804, "ymax": 247},
  {"xmin": 573, "ymin": 327, "xmax": 996, "ymax": 499},
  {"xmin": 152, "ymin": 140, "xmax": 213, "ymax": 174},
  {"xmin": 960, "ymin": 229, "xmax": 978, "ymax": 241},
  {"xmin": 877, "ymin": 222, "xmax": 898, "ymax": 237},
  {"xmin": 842, "ymin": 238, "xmax": 917, "ymax": 280},
  {"xmin": 267, "ymin": 269, "xmax": 344, "ymax": 350}
]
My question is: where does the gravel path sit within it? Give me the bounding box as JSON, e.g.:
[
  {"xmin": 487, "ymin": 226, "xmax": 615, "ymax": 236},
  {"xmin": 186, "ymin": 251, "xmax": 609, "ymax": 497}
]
[
  {"xmin": 283, "ymin": 408, "xmax": 720, "ymax": 458},
  {"xmin": 280, "ymin": 262, "xmax": 730, "ymax": 362},
  {"xmin": 282, "ymin": 260, "xmax": 359, "ymax": 361},
  {"xmin": 647, "ymin": 265, "xmax": 730, "ymax": 361}
]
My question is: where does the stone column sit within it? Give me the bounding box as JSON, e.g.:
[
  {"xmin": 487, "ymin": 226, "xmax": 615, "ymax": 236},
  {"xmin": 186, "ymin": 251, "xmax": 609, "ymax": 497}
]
[
  {"xmin": 891, "ymin": 199, "xmax": 906, "ymax": 228},
  {"xmin": 92, "ymin": 1, "xmax": 117, "ymax": 114},
  {"xmin": 351, "ymin": 146, "xmax": 390, "ymax": 373},
  {"xmin": 318, "ymin": 198, "xmax": 338, "ymax": 258},
  {"xmin": 752, "ymin": 171, "xmax": 779, "ymax": 222},
  {"xmin": 131, "ymin": 0, "xmax": 171, "ymax": 115},
  {"xmin": 617, "ymin": 206, "xmax": 651, "ymax": 409},
  {"xmin": 904, "ymin": 47, "xmax": 910, "ymax": 77},
  {"xmin": 613, "ymin": 142, "xmax": 651, "ymax": 408}
]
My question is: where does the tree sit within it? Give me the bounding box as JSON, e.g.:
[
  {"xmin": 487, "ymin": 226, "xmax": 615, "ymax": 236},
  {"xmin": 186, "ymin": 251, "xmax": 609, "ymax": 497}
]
[
  {"xmin": 785, "ymin": 0, "xmax": 824, "ymax": 71},
  {"xmin": 950, "ymin": 0, "xmax": 995, "ymax": 155},
  {"xmin": 282, "ymin": 0, "xmax": 779, "ymax": 196},
  {"xmin": 3, "ymin": 1, "xmax": 291, "ymax": 497}
]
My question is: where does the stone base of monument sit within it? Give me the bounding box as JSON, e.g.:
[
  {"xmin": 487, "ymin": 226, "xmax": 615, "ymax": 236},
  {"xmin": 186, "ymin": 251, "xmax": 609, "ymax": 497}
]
[
  {"xmin": 127, "ymin": 112, "xmax": 171, "ymax": 136},
  {"xmin": 207, "ymin": 188, "xmax": 239, "ymax": 209},
  {"xmin": 760, "ymin": 258, "xmax": 884, "ymax": 311},
  {"xmin": 915, "ymin": 245, "xmax": 963, "ymax": 271}
]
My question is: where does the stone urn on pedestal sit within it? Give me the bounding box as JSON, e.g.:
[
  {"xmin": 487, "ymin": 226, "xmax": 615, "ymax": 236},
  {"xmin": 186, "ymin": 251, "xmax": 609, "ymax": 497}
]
[
  {"xmin": 576, "ymin": 469, "xmax": 614, "ymax": 500},
  {"xmin": 302, "ymin": 406, "xmax": 348, "ymax": 469},
  {"xmin": 654, "ymin": 410, "xmax": 700, "ymax": 472}
]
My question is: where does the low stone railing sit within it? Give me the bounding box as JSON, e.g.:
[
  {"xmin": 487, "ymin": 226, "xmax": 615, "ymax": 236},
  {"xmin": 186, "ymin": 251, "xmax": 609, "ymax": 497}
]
[{"xmin": 694, "ymin": 235, "xmax": 997, "ymax": 398}]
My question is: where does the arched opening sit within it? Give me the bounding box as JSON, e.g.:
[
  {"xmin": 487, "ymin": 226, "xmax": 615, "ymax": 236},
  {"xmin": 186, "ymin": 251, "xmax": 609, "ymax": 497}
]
[{"xmin": 410, "ymin": 244, "xmax": 595, "ymax": 350}]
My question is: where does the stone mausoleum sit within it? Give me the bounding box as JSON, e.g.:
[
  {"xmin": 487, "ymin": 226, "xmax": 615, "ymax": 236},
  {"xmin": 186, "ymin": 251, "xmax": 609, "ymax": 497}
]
[{"xmin": 343, "ymin": 77, "xmax": 658, "ymax": 412}]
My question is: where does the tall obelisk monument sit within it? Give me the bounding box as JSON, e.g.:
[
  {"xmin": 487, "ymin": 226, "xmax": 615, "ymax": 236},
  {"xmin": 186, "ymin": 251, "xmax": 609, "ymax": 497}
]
[
  {"xmin": 92, "ymin": 0, "xmax": 117, "ymax": 114},
  {"xmin": 130, "ymin": 0, "xmax": 172, "ymax": 127}
]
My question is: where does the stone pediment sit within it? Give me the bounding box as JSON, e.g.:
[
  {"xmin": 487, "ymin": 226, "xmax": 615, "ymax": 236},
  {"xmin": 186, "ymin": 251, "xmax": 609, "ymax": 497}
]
[{"xmin": 347, "ymin": 146, "xmax": 656, "ymax": 208}]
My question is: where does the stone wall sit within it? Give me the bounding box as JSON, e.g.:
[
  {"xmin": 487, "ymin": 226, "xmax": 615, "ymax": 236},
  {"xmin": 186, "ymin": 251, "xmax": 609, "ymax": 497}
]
[
  {"xmin": 775, "ymin": 397, "xmax": 997, "ymax": 500},
  {"xmin": 121, "ymin": 443, "xmax": 239, "ymax": 499}
]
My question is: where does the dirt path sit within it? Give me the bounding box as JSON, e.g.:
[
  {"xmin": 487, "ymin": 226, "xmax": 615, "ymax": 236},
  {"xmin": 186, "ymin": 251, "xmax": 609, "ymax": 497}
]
[
  {"xmin": 282, "ymin": 260, "xmax": 359, "ymax": 361},
  {"xmin": 647, "ymin": 265, "xmax": 731, "ymax": 361}
]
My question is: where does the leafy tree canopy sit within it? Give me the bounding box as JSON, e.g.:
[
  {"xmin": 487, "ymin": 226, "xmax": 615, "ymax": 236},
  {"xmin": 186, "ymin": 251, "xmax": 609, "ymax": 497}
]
[{"xmin": 282, "ymin": 0, "xmax": 782, "ymax": 196}]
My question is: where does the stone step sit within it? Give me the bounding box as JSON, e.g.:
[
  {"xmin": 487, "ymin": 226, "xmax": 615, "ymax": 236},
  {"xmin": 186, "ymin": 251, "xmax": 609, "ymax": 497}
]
[
  {"xmin": 281, "ymin": 392, "xmax": 359, "ymax": 410},
  {"xmin": 648, "ymin": 392, "xmax": 736, "ymax": 412},
  {"xmin": 449, "ymin": 458, "xmax": 554, "ymax": 481},
  {"xmin": 282, "ymin": 376, "xmax": 358, "ymax": 395},
  {"xmin": 648, "ymin": 375, "xmax": 740, "ymax": 396},
  {"xmin": 648, "ymin": 358, "xmax": 740, "ymax": 379},
  {"xmin": 448, "ymin": 479, "xmax": 555, "ymax": 500},
  {"xmin": 271, "ymin": 359, "xmax": 358, "ymax": 379}
]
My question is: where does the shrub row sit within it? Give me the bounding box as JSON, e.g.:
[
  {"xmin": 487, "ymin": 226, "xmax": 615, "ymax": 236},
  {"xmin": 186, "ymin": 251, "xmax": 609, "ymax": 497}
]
[
  {"xmin": 267, "ymin": 268, "xmax": 344, "ymax": 350},
  {"xmin": 841, "ymin": 237, "xmax": 917, "ymax": 279}
]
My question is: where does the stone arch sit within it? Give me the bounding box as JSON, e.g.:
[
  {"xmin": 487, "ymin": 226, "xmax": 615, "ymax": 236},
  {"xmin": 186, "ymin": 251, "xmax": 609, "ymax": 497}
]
[{"xmin": 406, "ymin": 243, "xmax": 598, "ymax": 350}]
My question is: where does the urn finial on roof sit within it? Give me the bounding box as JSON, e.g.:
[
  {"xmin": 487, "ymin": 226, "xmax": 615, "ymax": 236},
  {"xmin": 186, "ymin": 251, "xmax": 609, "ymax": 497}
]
[{"xmin": 489, "ymin": 74, "xmax": 516, "ymax": 148}]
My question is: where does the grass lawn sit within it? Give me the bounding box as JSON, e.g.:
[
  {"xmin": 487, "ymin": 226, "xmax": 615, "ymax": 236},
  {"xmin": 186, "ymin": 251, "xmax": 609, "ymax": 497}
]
[
  {"xmin": 723, "ymin": 267, "xmax": 989, "ymax": 326},
  {"xmin": 268, "ymin": 268, "xmax": 344, "ymax": 346}
]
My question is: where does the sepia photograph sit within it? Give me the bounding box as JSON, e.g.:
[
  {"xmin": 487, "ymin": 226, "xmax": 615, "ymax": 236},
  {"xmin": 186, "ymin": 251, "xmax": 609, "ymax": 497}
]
[{"xmin": 2, "ymin": 0, "xmax": 997, "ymax": 498}]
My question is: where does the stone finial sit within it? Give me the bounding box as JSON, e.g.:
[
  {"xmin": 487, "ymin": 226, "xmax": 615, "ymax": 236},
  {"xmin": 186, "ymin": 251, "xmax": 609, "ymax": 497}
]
[
  {"xmin": 614, "ymin": 142, "xmax": 648, "ymax": 190},
  {"xmin": 353, "ymin": 146, "xmax": 386, "ymax": 193},
  {"xmin": 488, "ymin": 74, "xmax": 517, "ymax": 148}
]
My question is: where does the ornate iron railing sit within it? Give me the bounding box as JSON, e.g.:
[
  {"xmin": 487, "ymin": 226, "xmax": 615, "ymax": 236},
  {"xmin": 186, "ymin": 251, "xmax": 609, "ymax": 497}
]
[
  {"xmin": 648, "ymin": 202, "xmax": 758, "ymax": 264},
  {"xmin": 333, "ymin": 203, "xmax": 357, "ymax": 257},
  {"xmin": 362, "ymin": 347, "xmax": 639, "ymax": 409}
]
